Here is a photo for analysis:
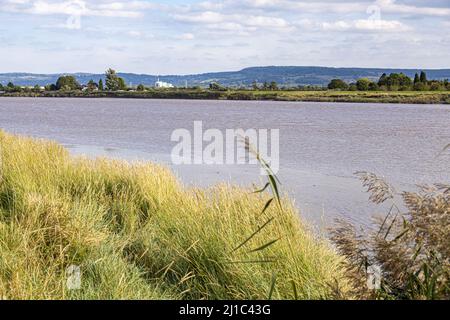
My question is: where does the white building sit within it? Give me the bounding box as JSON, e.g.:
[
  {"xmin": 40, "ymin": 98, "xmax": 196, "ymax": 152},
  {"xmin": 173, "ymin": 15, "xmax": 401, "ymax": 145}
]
[{"xmin": 155, "ymin": 78, "xmax": 174, "ymax": 88}]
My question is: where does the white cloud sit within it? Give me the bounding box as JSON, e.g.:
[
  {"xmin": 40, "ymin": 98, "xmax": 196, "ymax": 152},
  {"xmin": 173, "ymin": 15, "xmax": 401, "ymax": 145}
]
[
  {"xmin": 177, "ymin": 33, "xmax": 195, "ymax": 40},
  {"xmin": 321, "ymin": 19, "xmax": 410, "ymax": 32},
  {"xmin": 224, "ymin": 0, "xmax": 370, "ymax": 14},
  {"xmin": 127, "ymin": 30, "xmax": 142, "ymax": 37},
  {"xmin": 0, "ymin": 0, "xmax": 448, "ymax": 72},
  {"xmin": 172, "ymin": 11, "xmax": 291, "ymax": 31},
  {"xmin": 376, "ymin": 0, "xmax": 450, "ymax": 17},
  {"xmin": 353, "ymin": 19, "xmax": 410, "ymax": 31},
  {"xmin": 0, "ymin": 0, "xmax": 156, "ymax": 18},
  {"xmin": 196, "ymin": 1, "xmax": 224, "ymax": 11},
  {"xmin": 245, "ymin": 15, "xmax": 289, "ymax": 28},
  {"xmin": 96, "ymin": 1, "xmax": 162, "ymax": 11},
  {"xmin": 204, "ymin": 0, "xmax": 450, "ymax": 16},
  {"xmin": 173, "ymin": 11, "xmax": 224, "ymax": 24}
]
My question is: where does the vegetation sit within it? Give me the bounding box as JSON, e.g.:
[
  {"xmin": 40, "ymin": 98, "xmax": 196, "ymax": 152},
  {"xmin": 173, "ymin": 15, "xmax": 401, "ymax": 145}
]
[
  {"xmin": 56, "ymin": 75, "xmax": 81, "ymax": 91},
  {"xmin": 1, "ymin": 88, "xmax": 449, "ymax": 104},
  {"xmin": 328, "ymin": 71, "xmax": 450, "ymax": 92},
  {"xmin": 105, "ymin": 68, "xmax": 127, "ymax": 91},
  {"xmin": 86, "ymin": 80, "xmax": 98, "ymax": 92},
  {"xmin": 328, "ymin": 79, "xmax": 348, "ymax": 90},
  {"xmin": 1, "ymin": 69, "xmax": 449, "ymax": 104},
  {"xmin": 98, "ymin": 79, "xmax": 104, "ymax": 91},
  {"xmin": 0, "ymin": 131, "xmax": 345, "ymax": 299},
  {"xmin": 331, "ymin": 172, "xmax": 449, "ymax": 300},
  {"xmin": 0, "ymin": 132, "xmax": 448, "ymax": 300}
]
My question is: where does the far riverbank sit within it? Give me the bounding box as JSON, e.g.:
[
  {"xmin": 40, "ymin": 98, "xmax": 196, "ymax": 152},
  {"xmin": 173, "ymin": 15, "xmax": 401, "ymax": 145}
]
[{"xmin": 1, "ymin": 89, "xmax": 450, "ymax": 104}]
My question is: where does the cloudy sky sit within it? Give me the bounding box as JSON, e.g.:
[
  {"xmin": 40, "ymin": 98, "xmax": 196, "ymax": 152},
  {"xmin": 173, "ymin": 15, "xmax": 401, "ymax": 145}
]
[{"xmin": 0, "ymin": 0, "xmax": 449, "ymax": 74}]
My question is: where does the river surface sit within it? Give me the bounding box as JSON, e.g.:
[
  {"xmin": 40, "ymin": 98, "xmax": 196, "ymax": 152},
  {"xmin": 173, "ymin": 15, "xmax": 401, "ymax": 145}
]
[{"xmin": 1, "ymin": 97, "xmax": 449, "ymax": 228}]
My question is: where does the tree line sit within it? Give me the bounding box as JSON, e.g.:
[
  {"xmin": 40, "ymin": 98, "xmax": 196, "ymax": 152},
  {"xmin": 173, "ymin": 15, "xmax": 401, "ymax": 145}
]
[
  {"xmin": 0, "ymin": 69, "xmax": 134, "ymax": 93},
  {"xmin": 1, "ymin": 69, "xmax": 449, "ymax": 93},
  {"xmin": 327, "ymin": 71, "xmax": 450, "ymax": 91}
]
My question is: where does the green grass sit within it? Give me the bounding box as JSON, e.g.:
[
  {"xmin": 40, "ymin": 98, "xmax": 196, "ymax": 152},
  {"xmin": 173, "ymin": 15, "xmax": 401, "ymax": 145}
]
[
  {"xmin": 227, "ymin": 90, "xmax": 450, "ymax": 104},
  {"xmin": 3, "ymin": 89, "xmax": 450, "ymax": 104},
  {"xmin": 0, "ymin": 131, "xmax": 346, "ymax": 300}
]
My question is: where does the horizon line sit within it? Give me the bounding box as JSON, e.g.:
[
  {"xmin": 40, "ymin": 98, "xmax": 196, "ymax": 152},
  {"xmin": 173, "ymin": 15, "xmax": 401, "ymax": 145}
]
[{"xmin": 2, "ymin": 65, "xmax": 450, "ymax": 76}]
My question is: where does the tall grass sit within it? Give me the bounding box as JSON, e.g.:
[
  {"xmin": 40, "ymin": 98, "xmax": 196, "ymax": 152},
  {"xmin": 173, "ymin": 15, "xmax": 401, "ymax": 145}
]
[
  {"xmin": 330, "ymin": 172, "xmax": 449, "ymax": 300},
  {"xmin": 0, "ymin": 131, "xmax": 345, "ymax": 300}
]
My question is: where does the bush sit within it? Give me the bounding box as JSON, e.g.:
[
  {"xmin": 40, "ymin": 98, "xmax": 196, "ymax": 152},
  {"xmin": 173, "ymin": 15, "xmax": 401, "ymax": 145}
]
[
  {"xmin": 328, "ymin": 79, "xmax": 349, "ymax": 90},
  {"xmin": 356, "ymin": 78, "xmax": 373, "ymax": 91}
]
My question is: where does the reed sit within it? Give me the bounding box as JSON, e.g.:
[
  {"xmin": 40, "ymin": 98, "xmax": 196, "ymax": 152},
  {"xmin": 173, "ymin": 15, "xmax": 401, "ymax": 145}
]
[{"xmin": 330, "ymin": 172, "xmax": 449, "ymax": 300}]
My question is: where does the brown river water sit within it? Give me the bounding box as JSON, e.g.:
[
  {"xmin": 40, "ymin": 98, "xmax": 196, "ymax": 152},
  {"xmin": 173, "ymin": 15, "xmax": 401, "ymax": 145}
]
[{"xmin": 1, "ymin": 97, "xmax": 449, "ymax": 228}]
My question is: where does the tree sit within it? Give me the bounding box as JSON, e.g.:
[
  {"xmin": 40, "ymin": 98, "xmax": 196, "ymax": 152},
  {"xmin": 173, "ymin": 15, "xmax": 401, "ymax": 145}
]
[
  {"xmin": 98, "ymin": 79, "xmax": 104, "ymax": 91},
  {"xmin": 368, "ymin": 82, "xmax": 379, "ymax": 91},
  {"xmin": 348, "ymin": 83, "xmax": 358, "ymax": 91},
  {"xmin": 398, "ymin": 73, "xmax": 412, "ymax": 88},
  {"xmin": 87, "ymin": 79, "xmax": 98, "ymax": 91},
  {"xmin": 105, "ymin": 68, "xmax": 126, "ymax": 91},
  {"xmin": 414, "ymin": 73, "xmax": 420, "ymax": 84},
  {"xmin": 328, "ymin": 79, "xmax": 348, "ymax": 90},
  {"xmin": 137, "ymin": 84, "xmax": 145, "ymax": 91},
  {"xmin": 45, "ymin": 84, "xmax": 57, "ymax": 91},
  {"xmin": 118, "ymin": 77, "xmax": 127, "ymax": 90},
  {"xmin": 252, "ymin": 81, "xmax": 259, "ymax": 90},
  {"xmin": 356, "ymin": 78, "xmax": 373, "ymax": 91},
  {"xmin": 414, "ymin": 82, "xmax": 428, "ymax": 91},
  {"xmin": 209, "ymin": 82, "xmax": 225, "ymax": 91},
  {"xmin": 56, "ymin": 75, "xmax": 80, "ymax": 90},
  {"xmin": 420, "ymin": 71, "xmax": 427, "ymax": 83},
  {"xmin": 378, "ymin": 73, "xmax": 413, "ymax": 91},
  {"xmin": 429, "ymin": 81, "xmax": 444, "ymax": 91},
  {"xmin": 0, "ymin": 83, "xmax": 3, "ymax": 91},
  {"xmin": 5, "ymin": 82, "xmax": 21, "ymax": 92},
  {"xmin": 378, "ymin": 73, "xmax": 388, "ymax": 87},
  {"xmin": 269, "ymin": 81, "xmax": 278, "ymax": 90},
  {"xmin": 33, "ymin": 85, "xmax": 41, "ymax": 93}
]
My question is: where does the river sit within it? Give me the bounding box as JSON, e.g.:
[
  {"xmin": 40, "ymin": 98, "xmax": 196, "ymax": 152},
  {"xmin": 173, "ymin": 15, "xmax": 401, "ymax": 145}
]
[{"xmin": 1, "ymin": 97, "xmax": 449, "ymax": 228}]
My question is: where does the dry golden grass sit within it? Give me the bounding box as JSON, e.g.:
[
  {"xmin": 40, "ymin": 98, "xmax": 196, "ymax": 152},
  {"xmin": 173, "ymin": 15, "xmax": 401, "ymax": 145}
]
[
  {"xmin": 331, "ymin": 172, "xmax": 449, "ymax": 300},
  {"xmin": 0, "ymin": 131, "xmax": 345, "ymax": 300}
]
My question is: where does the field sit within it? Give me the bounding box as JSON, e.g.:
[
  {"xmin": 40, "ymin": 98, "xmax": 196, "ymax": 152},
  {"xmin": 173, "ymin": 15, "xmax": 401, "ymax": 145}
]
[
  {"xmin": 228, "ymin": 90, "xmax": 450, "ymax": 104},
  {"xmin": 2, "ymin": 89, "xmax": 450, "ymax": 104},
  {"xmin": 0, "ymin": 131, "xmax": 346, "ymax": 299}
]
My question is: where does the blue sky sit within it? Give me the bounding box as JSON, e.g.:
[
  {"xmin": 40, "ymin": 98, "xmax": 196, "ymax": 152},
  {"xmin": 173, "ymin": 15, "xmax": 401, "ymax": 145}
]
[{"xmin": 0, "ymin": 0, "xmax": 449, "ymax": 74}]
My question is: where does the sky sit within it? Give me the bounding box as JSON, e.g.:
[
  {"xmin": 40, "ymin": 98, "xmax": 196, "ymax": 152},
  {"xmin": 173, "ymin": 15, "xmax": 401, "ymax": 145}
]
[{"xmin": 0, "ymin": 0, "xmax": 449, "ymax": 74}]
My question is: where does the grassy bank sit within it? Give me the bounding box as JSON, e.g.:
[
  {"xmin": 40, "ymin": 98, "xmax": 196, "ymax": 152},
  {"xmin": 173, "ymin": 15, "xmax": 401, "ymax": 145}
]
[
  {"xmin": 0, "ymin": 131, "xmax": 346, "ymax": 300},
  {"xmin": 2, "ymin": 89, "xmax": 450, "ymax": 104}
]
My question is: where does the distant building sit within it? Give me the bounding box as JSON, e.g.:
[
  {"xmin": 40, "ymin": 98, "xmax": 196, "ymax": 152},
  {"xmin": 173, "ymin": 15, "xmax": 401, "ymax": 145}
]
[
  {"xmin": 82, "ymin": 83, "xmax": 98, "ymax": 92},
  {"xmin": 155, "ymin": 78, "xmax": 174, "ymax": 88}
]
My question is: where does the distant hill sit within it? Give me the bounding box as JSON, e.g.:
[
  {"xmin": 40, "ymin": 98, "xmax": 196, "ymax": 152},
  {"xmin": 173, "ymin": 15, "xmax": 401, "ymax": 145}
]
[{"xmin": 1, "ymin": 66, "xmax": 450, "ymax": 88}]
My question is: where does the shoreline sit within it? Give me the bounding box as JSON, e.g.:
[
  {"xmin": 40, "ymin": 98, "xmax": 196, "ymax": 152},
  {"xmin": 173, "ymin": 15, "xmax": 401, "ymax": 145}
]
[{"xmin": 1, "ymin": 89, "xmax": 450, "ymax": 104}]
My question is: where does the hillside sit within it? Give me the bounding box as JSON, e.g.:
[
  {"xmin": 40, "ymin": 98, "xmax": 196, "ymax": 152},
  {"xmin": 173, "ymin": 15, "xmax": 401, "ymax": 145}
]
[{"xmin": 1, "ymin": 66, "xmax": 450, "ymax": 88}]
